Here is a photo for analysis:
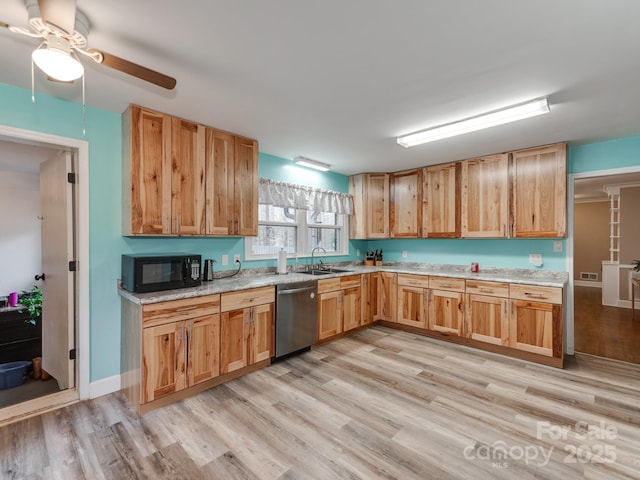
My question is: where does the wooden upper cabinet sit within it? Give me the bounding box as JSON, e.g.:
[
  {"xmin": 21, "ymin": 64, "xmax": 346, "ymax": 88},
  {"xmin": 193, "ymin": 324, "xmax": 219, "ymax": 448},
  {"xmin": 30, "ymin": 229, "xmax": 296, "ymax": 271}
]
[
  {"xmin": 205, "ymin": 129, "xmax": 234, "ymax": 235},
  {"xmin": 511, "ymin": 143, "xmax": 567, "ymax": 238},
  {"xmin": 349, "ymin": 173, "xmax": 390, "ymax": 239},
  {"xmin": 234, "ymin": 136, "xmax": 259, "ymax": 237},
  {"xmin": 461, "ymin": 154, "xmax": 509, "ymax": 238},
  {"xmin": 171, "ymin": 118, "xmax": 206, "ymax": 235},
  {"xmin": 422, "ymin": 162, "xmax": 461, "ymax": 238},
  {"xmin": 390, "ymin": 169, "xmax": 422, "ymax": 238},
  {"xmin": 123, "ymin": 105, "xmax": 171, "ymax": 235}
]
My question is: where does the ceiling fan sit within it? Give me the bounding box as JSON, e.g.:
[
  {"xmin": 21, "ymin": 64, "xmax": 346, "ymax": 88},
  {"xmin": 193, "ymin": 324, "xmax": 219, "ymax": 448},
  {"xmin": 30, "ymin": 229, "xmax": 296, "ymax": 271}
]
[{"xmin": 1, "ymin": 0, "xmax": 176, "ymax": 89}]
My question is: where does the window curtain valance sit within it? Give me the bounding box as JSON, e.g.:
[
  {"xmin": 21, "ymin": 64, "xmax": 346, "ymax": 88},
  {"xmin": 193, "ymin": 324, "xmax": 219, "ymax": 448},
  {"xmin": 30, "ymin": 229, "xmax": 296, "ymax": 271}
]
[{"xmin": 259, "ymin": 178, "xmax": 353, "ymax": 215}]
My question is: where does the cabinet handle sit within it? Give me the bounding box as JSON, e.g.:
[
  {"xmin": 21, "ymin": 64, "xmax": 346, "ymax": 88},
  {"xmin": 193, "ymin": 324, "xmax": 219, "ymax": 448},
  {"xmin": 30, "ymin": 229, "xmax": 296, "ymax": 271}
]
[
  {"xmin": 503, "ymin": 224, "xmax": 506, "ymax": 237},
  {"xmin": 510, "ymin": 224, "xmax": 514, "ymax": 237},
  {"xmin": 167, "ymin": 216, "xmax": 171, "ymax": 234},
  {"xmin": 180, "ymin": 323, "xmax": 185, "ymax": 343},
  {"xmin": 175, "ymin": 306, "xmax": 198, "ymax": 312},
  {"xmin": 479, "ymin": 287, "xmax": 494, "ymax": 293},
  {"xmin": 439, "ymin": 284, "xmax": 454, "ymax": 289},
  {"xmin": 504, "ymin": 301, "xmax": 507, "ymax": 314},
  {"xmin": 188, "ymin": 321, "xmax": 193, "ymax": 342},
  {"xmin": 524, "ymin": 292, "xmax": 546, "ymax": 299}
]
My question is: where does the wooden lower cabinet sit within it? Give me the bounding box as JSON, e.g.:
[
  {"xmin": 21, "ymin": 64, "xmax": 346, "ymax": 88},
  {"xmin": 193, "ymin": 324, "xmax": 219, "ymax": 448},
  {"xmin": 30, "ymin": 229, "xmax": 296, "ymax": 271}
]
[
  {"xmin": 317, "ymin": 275, "xmax": 362, "ymax": 340},
  {"xmin": 396, "ymin": 274, "xmax": 429, "ymax": 328},
  {"xmin": 466, "ymin": 294, "xmax": 509, "ymax": 346},
  {"xmin": 509, "ymin": 300, "xmax": 561, "ymax": 357},
  {"xmin": 372, "ymin": 272, "xmax": 397, "ymax": 321},
  {"xmin": 142, "ymin": 313, "xmax": 220, "ymax": 404},
  {"xmin": 428, "ymin": 290, "xmax": 464, "ymax": 335},
  {"xmin": 360, "ymin": 273, "xmax": 375, "ymax": 325},
  {"xmin": 220, "ymin": 287, "xmax": 275, "ymax": 374}
]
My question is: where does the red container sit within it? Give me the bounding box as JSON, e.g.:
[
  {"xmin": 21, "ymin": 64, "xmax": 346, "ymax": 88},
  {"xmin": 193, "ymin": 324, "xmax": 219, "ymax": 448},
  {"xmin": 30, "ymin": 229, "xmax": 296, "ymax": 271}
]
[{"xmin": 471, "ymin": 262, "xmax": 479, "ymax": 273}]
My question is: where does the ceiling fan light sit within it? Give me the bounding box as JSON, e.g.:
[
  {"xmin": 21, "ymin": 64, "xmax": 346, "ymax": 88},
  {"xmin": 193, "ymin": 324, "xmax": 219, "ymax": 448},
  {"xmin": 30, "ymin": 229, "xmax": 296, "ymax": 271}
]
[{"xmin": 32, "ymin": 36, "xmax": 84, "ymax": 82}]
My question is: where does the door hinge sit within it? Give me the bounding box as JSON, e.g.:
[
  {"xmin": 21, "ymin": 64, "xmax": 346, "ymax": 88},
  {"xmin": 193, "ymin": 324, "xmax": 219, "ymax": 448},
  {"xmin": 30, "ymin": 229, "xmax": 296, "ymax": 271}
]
[
  {"xmin": 67, "ymin": 172, "xmax": 77, "ymax": 184},
  {"xmin": 69, "ymin": 348, "xmax": 76, "ymax": 360},
  {"xmin": 69, "ymin": 260, "xmax": 77, "ymax": 271}
]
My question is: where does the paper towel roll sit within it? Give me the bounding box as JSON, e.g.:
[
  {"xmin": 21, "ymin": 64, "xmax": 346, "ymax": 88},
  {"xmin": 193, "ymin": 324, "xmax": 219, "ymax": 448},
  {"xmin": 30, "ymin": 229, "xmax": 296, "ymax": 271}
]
[{"xmin": 277, "ymin": 249, "xmax": 288, "ymax": 274}]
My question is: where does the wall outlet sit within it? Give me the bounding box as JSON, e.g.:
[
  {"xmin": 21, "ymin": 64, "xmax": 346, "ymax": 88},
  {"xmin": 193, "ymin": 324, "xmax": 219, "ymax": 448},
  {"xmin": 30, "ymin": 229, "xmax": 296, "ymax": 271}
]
[
  {"xmin": 234, "ymin": 254, "xmax": 241, "ymax": 263},
  {"xmin": 356, "ymin": 249, "xmax": 361, "ymax": 257},
  {"xmin": 402, "ymin": 250, "xmax": 408, "ymax": 258},
  {"xmin": 553, "ymin": 241, "xmax": 563, "ymax": 252},
  {"xmin": 221, "ymin": 254, "xmax": 229, "ymax": 266}
]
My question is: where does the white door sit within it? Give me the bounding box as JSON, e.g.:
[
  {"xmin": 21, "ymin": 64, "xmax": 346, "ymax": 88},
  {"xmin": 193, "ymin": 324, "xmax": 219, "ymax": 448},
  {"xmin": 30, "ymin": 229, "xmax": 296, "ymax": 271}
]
[{"xmin": 40, "ymin": 151, "xmax": 75, "ymax": 390}]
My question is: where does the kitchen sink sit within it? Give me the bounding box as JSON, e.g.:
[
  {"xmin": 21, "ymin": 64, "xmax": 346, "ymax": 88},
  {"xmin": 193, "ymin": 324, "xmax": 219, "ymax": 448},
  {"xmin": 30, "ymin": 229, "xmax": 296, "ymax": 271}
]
[{"xmin": 299, "ymin": 268, "xmax": 352, "ymax": 276}]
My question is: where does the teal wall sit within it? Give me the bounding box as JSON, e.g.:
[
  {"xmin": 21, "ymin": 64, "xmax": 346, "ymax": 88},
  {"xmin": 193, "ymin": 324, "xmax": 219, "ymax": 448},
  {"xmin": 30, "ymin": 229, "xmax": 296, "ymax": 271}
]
[{"xmin": 3, "ymin": 79, "xmax": 640, "ymax": 383}]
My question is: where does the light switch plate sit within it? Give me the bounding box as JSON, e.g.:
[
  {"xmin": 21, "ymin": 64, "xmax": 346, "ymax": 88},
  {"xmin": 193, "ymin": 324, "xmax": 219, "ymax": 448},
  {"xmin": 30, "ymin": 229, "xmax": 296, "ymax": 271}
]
[
  {"xmin": 553, "ymin": 241, "xmax": 563, "ymax": 252},
  {"xmin": 402, "ymin": 250, "xmax": 408, "ymax": 258},
  {"xmin": 221, "ymin": 254, "xmax": 229, "ymax": 266},
  {"xmin": 356, "ymin": 249, "xmax": 361, "ymax": 257}
]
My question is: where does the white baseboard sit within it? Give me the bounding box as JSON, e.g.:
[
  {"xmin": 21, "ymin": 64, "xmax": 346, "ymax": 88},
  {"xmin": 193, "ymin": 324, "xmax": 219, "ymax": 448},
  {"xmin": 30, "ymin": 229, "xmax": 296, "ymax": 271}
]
[
  {"xmin": 574, "ymin": 280, "xmax": 602, "ymax": 288},
  {"xmin": 89, "ymin": 374, "xmax": 121, "ymax": 399}
]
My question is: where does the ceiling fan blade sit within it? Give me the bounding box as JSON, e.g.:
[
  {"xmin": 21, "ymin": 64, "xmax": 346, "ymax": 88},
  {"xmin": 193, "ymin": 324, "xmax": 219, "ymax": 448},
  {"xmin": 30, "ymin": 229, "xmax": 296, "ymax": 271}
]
[
  {"xmin": 38, "ymin": 0, "xmax": 76, "ymax": 35},
  {"xmin": 87, "ymin": 48, "xmax": 177, "ymax": 90}
]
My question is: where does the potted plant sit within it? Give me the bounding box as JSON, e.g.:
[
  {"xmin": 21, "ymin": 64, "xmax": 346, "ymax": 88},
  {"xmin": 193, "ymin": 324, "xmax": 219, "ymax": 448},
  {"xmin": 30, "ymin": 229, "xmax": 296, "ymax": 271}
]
[{"xmin": 19, "ymin": 285, "xmax": 42, "ymax": 325}]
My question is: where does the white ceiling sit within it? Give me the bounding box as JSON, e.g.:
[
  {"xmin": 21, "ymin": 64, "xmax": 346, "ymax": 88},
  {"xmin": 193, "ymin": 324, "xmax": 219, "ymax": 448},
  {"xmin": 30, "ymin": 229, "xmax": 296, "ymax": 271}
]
[{"xmin": 1, "ymin": 1, "xmax": 640, "ymax": 176}]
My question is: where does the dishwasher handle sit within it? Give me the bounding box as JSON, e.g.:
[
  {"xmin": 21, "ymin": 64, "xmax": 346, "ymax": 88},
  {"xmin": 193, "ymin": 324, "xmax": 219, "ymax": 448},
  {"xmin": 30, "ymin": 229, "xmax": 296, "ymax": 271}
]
[{"xmin": 278, "ymin": 285, "xmax": 317, "ymax": 296}]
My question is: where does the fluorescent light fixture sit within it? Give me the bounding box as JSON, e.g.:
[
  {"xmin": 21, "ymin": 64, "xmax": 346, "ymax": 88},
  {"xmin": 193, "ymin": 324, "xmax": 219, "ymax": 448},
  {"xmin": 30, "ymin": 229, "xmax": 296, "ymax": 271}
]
[
  {"xmin": 397, "ymin": 97, "xmax": 550, "ymax": 148},
  {"xmin": 32, "ymin": 35, "xmax": 84, "ymax": 82},
  {"xmin": 294, "ymin": 156, "xmax": 331, "ymax": 172}
]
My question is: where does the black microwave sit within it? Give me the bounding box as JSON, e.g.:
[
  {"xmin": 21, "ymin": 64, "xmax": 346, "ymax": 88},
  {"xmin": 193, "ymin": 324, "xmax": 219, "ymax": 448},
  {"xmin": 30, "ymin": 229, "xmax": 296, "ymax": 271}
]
[{"xmin": 121, "ymin": 254, "xmax": 202, "ymax": 293}]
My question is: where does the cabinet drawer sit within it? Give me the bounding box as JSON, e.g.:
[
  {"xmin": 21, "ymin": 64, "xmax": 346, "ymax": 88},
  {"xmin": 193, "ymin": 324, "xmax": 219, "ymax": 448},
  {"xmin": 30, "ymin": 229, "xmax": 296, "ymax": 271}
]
[
  {"xmin": 510, "ymin": 284, "xmax": 562, "ymax": 304},
  {"xmin": 318, "ymin": 274, "xmax": 361, "ymax": 293},
  {"xmin": 397, "ymin": 273, "xmax": 429, "ymax": 289},
  {"xmin": 429, "ymin": 276, "xmax": 465, "ymax": 293},
  {"xmin": 466, "ymin": 280, "xmax": 509, "ymax": 298},
  {"xmin": 221, "ymin": 286, "xmax": 275, "ymax": 312},
  {"xmin": 143, "ymin": 294, "xmax": 220, "ymax": 326}
]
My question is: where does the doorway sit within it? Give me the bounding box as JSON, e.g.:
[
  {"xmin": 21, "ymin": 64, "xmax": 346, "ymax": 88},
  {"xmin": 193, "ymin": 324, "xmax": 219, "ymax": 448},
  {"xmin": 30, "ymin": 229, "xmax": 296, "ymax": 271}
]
[
  {"xmin": 0, "ymin": 125, "xmax": 89, "ymax": 424},
  {"xmin": 569, "ymin": 168, "xmax": 640, "ymax": 364}
]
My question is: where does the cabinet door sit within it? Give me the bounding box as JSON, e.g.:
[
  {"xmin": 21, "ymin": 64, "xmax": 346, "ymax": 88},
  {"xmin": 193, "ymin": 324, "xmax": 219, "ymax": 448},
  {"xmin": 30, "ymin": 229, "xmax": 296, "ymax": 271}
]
[
  {"xmin": 397, "ymin": 285, "xmax": 427, "ymax": 329},
  {"xmin": 390, "ymin": 169, "xmax": 422, "ymax": 238},
  {"xmin": 466, "ymin": 294, "xmax": 508, "ymax": 345},
  {"xmin": 251, "ymin": 303, "xmax": 274, "ymax": 364},
  {"xmin": 373, "ymin": 272, "xmax": 398, "ymax": 321},
  {"xmin": 234, "ymin": 136, "xmax": 259, "ymax": 236},
  {"xmin": 422, "ymin": 162, "xmax": 461, "ymax": 237},
  {"xmin": 220, "ymin": 308, "xmax": 250, "ymax": 374},
  {"xmin": 171, "ymin": 118, "xmax": 205, "ymax": 235},
  {"xmin": 461, "ymin": 154, "xmax": 509, "ymax": 238},
  {"xmin": 128, "ymin": 106, "xmax": 172, "ymax": 234},
  {"xmin": 509, "ymin": 300, "xmax": 561, "ymax": 357},
  {"xmin": 511, "ymin": 143, "xmax": 566, "ymax": 238},
  {"xmin": 428, "ymin": 290, "xmax": 464, "ymax": 335},
  {"xmin": 142, "ymin": 321, "xmax": 186, "ymax": 403},
  {"xmin": 318, "ymin": 291, "xmax": 343, "ymax": 340},
  {"xmin": 361, "ymin": 274, "xmax": 374, "ymax": 325},
  {"xmin": 187, "ymin": 314, "xmax": 220, "ymax": 386},
  {"xmin": 343, "ymin": 286, "xmax": 362, "ymax": 332},
  {"xmin": 349, "ymin": 173, "xmax": 390, "ymax": 239},
  {"xmin": 205, "ymin": 129, "xmax": 235, "ymax": 235}
]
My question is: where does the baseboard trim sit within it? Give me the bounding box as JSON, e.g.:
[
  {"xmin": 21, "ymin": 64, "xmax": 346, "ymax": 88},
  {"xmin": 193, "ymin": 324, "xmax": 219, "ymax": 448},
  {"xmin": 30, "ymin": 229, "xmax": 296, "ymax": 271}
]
[
  {"xmin": 89, "ymin": 374, "xmax": 121, "ymax": 399},
  {"xmin": 574, "ymin": 280, "xmax": 602, "ymax": 288}
]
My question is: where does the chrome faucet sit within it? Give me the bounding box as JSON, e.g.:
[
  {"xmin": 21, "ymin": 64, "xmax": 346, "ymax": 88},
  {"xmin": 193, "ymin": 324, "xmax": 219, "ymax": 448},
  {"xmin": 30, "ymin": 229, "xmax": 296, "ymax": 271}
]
[{"xmin": 311, "ymin": 246, "xmax": 327, "ymax": 270}]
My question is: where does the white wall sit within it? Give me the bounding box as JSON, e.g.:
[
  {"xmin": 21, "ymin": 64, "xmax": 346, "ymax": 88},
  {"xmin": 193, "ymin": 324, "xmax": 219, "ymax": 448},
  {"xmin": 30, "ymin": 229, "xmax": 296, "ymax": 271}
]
[{"xmin": 0, "ymin": 169, "xmax": 41, "ymax": 295}]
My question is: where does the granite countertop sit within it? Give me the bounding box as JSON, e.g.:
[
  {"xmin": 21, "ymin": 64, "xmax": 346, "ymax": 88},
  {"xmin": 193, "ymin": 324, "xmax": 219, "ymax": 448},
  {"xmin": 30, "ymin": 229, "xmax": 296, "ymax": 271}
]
[{"xmin": 118, "ymin": 262, "xmax": 568, "ymax": 305}]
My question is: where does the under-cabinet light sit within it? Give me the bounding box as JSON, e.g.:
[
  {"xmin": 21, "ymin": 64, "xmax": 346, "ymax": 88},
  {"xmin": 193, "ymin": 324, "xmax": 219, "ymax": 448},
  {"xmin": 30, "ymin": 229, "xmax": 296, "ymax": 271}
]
[
  {"xmin": 397, "ymin": 97, "xmax": 550, "ymax": 148},
  {"xmin": 294, "ymin": 156, "xmax": 331, "ymax": 172}
]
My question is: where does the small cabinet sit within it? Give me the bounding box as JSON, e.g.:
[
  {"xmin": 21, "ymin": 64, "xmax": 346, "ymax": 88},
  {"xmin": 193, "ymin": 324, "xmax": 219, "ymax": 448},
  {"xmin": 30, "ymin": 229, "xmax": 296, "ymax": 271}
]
[
  {"xmin": 509, "ymin": 284, "xmax": 562, "ymax": 357},
  {"xmin": 396, "ymin": 274, "xmax": 429, "ymax": 328},
  {"xmin": 220, "ymin": 287, "xmax": 275, "ymax": 373},
  {"xmin": 123, "ymin": 105, "xmax": 206, "ymax": 236},
  {"xmin": 461, "ymin": 154, "xmax": 509, "ymax": 238},
  {"xmin": 141, "ymin": 295, "xmax": 220, "ymax": 404},
  {"xmin": 511, "ymin": 143, "xmax": 566, "ymax": 238},
  {"xmin": 465, "ymin": 280, "xmax": 509, "ymax": 345},
  {"xmin": 390, "ymin": 169, "xmax": 422, "ymax": 238},
  {"xmin": 372, "ymin": 271, "xmax": 397, "ymax": 321},
  {"xmin": 317, "ymin": 275, "xmax": 362, "ymax": 340},
  {"xmin": 360, "ymin": 273, "xmax": 375, "ymax": 325},
  {"xmin": 349, "ymin": 173, "xmax": 390, "ymax": 239},
  {"xmin": 428, "ymin": 277, "xmax": 464, "ymax": 335},
  {"xmin": 422, "ymin": 162, "xmax": 461, "ymax": 238}
]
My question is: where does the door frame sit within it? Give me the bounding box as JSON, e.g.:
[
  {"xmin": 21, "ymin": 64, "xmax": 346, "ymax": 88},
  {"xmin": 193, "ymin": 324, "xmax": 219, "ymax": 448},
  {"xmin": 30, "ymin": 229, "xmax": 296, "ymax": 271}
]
[
  {"xmin": 0, "ymin": 124, "xmax": 89, "ymax": 401},
  {"xmin": 566, "ymin": 164, "xmax": 640, "ymax": 356}
]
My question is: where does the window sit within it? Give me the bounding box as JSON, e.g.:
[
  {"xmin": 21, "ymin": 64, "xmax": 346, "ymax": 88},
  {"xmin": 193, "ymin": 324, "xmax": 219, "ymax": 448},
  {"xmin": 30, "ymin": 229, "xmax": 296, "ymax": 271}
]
[{"xmin": 245, "ymin": 206, "xmax": 349, "ymax": 259}]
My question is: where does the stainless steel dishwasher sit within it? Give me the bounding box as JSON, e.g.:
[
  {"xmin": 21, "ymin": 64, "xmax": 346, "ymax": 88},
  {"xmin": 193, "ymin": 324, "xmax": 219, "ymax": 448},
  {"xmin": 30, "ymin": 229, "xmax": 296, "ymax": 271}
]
[{"xmin": 274, "ymin": 280, "xmax": 318, "ymax": 360}]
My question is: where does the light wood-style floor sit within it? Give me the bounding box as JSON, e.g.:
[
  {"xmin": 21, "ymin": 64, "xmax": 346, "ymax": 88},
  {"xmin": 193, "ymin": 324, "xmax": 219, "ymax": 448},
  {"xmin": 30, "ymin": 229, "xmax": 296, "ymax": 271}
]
[{"xmin": 2, "ymin": 326, "xmax": 639, "ymax": 479}]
